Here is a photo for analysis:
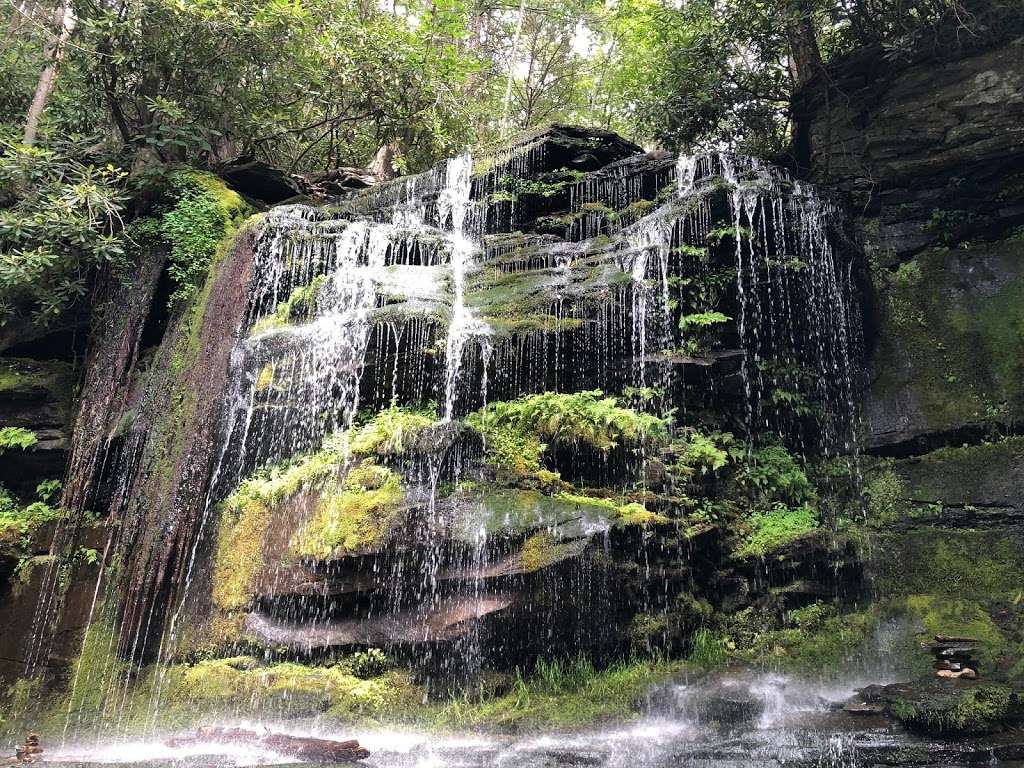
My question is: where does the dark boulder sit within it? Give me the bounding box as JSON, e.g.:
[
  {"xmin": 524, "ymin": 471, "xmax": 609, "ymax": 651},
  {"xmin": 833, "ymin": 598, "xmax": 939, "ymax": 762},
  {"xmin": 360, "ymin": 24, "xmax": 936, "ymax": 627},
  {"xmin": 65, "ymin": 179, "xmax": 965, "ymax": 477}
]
[
  {"xmin": 857, "ymin": 678, "xmax": 1024, "ymax": 737},
  {"xmin": 218, "ymin": 158, "xmax": 303, "ymax": 204}
]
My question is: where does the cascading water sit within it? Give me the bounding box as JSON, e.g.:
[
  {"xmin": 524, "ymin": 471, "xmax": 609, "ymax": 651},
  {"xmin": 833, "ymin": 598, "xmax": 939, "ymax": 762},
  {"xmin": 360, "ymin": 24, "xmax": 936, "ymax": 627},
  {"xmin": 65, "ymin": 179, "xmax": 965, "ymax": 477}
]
[
  {"xmin": 21, "ymin": 128, "xmax": 896, "ymax": 768},
  {"xmin": 437, "ymin": 153, "xmax": 492, "ymax": 421}
]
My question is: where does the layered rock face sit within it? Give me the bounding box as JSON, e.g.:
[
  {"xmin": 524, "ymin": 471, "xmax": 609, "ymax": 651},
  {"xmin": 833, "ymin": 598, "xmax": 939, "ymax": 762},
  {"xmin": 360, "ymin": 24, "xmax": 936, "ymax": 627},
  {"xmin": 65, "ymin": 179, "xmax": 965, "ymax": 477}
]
[
  {"xmin": 799, "ymin": 40, "xmax": 1024, "ymax": 716},
  {"xmin": 186, "ymin": 127, "xmax": 862, "ymax": 683},
  {"xmin": 1, "ymin": 41, "xmax": 1021, "ymax": 735},
  {"xmin": 802, "ymin": 40, "xmax": 1024, "ymax": 451},
  {"xmin": 1, "ymin": 126, "xmax": 868, "ymax": 716}
]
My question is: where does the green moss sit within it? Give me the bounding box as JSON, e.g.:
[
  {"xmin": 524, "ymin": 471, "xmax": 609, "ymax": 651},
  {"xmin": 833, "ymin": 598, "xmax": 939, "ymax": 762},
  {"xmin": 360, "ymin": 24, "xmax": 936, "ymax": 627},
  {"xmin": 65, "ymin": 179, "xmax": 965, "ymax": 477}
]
[
  {"xmin": 147, "ymin": 180, "xmax": 254, "ymax": 504},
  {"xmin": 162, "ymin": 170, "xmax": 248, "ymax": 307},
  {"xmin": 431, "ymin": 656, "xmax": 687, "ymax": 731},
  {"xmin": 349, "ymin": 406, "xmax": 437, "ymax": 456},
  {"xmin": 289, "ymin": 462, "xmax": 404, "ymax": 559},
  {"xmin": 556, "ymin": 492, "xmax": 669, "ymax": 527},
  {"xmin": 249, "ymin": 275, "xmax": 327, "ymax": 335},
  {"xmin": 212, "ymin": 436, "xmax": 345, "ymax": 610},
  {"xmin": 891, "ymin": 684, "xmax": 1017, "ymax": 736},
  {"xmin": 62, "ymin": 617, "xmax": 131, "ymax": 721},
  {"xmin": 474, "ymin": 421, "xmax": 546, "ymax": 475},
  {"xmin": 0, "ymin": 358, "xmax": 73, "ymax": 400},
  {"xmin": 469, "ymin": 390, "xmax": 668, "ymax": 454},
  {"xmin": 156, "ymin": 659, "xmax": 417, "ymax": 724},
  {"xmin": 734, "ymin": 503, "xmax": 818, "ymax": 558},
  {"xmin": 625, "ymin": 199, "xmax": 656, "ymax": 219},
  {"xmin": 731, "ymin": 608, "xmax": 874, "ymax": 675},
  {"xmin": 0, "ymin": 677, "xmax": 44, "ymax": 733},
  {"xmin": 871, "ymin": 529, "xmax": 1024, "ymax": 606},
  {"xmin": 466, "ymin": 266, "xmax": 584, "ymax": 336},
  {"xmin": 872, "ymin": 240, "xmax": 1024, "ymax": 430},
  {"xmin": 254, "ymin": 362, "xmax": 277, "ymax": 391},
  {"xmin": 520, "ymin": 531, "xmax": 575, "ymax": 571},
  {"xmin": 902, "ymin": 595, "xmax": 1008, "ymax": 667},
  {"xmin": 53, "ymin": 656, "xmax": 423, "ymax": 733},
  {"xmin": 899, "ymin": 437, "xmax": 1024, "ymax": 506}
]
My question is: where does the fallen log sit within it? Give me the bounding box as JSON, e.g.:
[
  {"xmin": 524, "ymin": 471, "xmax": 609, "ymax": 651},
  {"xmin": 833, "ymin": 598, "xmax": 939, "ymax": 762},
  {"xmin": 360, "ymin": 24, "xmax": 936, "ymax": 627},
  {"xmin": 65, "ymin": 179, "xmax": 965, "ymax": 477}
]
[{"xmin": 167, "ymin": 727, "xmax": 370, "ymax": 763}]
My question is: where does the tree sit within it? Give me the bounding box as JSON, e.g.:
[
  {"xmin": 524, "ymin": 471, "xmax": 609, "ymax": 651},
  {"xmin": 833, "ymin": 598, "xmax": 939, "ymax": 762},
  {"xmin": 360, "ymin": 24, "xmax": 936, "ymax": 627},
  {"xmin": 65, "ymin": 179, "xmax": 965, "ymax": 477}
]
[{"xmin": 22, "ymin": 1, "xmax": 76, "ymax": 144}]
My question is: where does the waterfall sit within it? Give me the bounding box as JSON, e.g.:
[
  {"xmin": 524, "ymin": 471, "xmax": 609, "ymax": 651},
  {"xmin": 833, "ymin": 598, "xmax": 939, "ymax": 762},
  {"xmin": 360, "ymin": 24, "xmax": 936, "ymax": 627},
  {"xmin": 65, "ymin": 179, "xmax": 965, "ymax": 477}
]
[
  {"xmin": 33, "ymin": 128, "xmax": 867, "ymax": 746},
  {"xmin": 437, "ymin": 153, "xmax": 491, "ymax": 421}
]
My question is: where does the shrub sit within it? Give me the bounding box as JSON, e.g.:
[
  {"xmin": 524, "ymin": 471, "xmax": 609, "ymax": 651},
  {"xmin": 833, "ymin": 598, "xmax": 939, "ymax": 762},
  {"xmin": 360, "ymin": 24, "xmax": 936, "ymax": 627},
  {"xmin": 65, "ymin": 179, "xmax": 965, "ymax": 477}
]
[
  {"xmin": 0, "ymin": 138, "xmax": 128, "ymax": 326},
  {"xmin": 160, "ymin": 171, "xmax": 245, "ymax": 306},
  {"xmin": 351, "ymin": 648, "xmax": 390, "ymax": 679},
  {"xmin": 0, "ymin": 426, "xmax": 36, "ymax": 453}
]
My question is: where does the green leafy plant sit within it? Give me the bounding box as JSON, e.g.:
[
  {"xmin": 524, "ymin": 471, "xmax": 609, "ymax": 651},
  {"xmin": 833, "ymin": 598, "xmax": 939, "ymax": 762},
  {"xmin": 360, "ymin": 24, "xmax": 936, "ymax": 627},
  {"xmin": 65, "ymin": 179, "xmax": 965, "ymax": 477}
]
[
  {"xmin": 671, "ymin": 429, "xmax": 735, "ymax": 476},
  {"xmin": 736, "ymin": 502, "xmax": 818, "ymax": 558},
  {"xmin": 737, "ymin": 444, "xmax": 816, "ymax": 507},
  {"xmin": 160, "ymin": 172, "xmax": 236, "ymax": 306},
  {"xmin": 351, "ymin": 648, "xmax": 390, "ymax": 679},
  {"xmin": 469, "ymin": 390, "xmax": 669, "ymax": 454},
  {"xmin": 688, "ymin": 627, "xmax": 728, "ymax": 666},
  {"xmin": 680, "ymin": 310, "xmax": 730, "ymax": 330},
  {"xmin": 35, "ymin": 478, "xmax": 60, "ymax": 503},
  {"xmin": 0, "ymin": 139, "xmax": 127, "ymax": 326},
  {"xmin": 0, "ymin": 426, "xmax": 37, "ymax": 453}
]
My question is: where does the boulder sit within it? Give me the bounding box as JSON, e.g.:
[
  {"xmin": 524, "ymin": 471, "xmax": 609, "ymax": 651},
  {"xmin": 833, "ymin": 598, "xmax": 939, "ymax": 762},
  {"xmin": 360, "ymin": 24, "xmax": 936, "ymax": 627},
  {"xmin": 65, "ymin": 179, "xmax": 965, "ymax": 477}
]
[
  {"xmin": 857, "ymin": 678, "xmax": 1023, "ymax": 737},
  {"xmin": 218, "ymin": 158, "xmax": 302, "ymax": 204}
]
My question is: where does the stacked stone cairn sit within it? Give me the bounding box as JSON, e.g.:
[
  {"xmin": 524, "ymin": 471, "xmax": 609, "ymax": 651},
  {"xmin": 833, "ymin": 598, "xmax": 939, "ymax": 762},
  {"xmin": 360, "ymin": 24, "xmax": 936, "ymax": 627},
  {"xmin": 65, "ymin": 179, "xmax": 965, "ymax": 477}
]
[
  {"xmin": 14, "ymin": 734, "xmax": 43, "ymax": 763},
  {"xmin": 926, "ymin": 636, "xmax": 980, "ymax": 679}
]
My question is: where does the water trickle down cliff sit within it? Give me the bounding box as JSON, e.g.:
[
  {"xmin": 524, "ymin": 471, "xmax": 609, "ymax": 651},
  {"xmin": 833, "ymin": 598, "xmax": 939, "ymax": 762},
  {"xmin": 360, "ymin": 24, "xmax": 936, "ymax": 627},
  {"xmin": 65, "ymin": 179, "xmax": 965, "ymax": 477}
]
[{"xmin": 41, "ymin": 126, "xmax": 865, "ymax": 732}]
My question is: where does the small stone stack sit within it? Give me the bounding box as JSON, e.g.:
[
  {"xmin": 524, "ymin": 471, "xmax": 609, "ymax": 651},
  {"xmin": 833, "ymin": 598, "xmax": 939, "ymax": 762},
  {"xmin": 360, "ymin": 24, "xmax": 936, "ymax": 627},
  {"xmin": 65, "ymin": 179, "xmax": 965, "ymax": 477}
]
[
  {"xmin": 925, "ymin": 635, "xmax": 980, "ymax": 679},
  {"xmin": 14, "ymin": 733, "xmax": 43, "ymax": 763}
]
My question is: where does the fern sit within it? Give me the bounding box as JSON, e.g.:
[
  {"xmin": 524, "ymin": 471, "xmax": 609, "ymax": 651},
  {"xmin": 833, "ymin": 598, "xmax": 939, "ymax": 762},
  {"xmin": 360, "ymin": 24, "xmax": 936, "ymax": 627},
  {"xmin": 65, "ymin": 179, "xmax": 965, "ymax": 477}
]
[{"xmin": 0, "ymin": 427, "xmax": 37, "ymax": 454}]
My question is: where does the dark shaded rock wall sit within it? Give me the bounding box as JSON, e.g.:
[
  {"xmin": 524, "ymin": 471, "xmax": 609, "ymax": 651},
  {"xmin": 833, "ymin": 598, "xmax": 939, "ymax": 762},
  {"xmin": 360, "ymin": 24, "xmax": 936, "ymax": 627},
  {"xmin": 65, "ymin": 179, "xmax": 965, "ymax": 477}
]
[
  {"xmin": 803, "ymin": 41, "xmax": 1024, "ymax": 259},
  {"xmin": 803, "ymin": 39, "xmax": 1024, "ymax": 451}
]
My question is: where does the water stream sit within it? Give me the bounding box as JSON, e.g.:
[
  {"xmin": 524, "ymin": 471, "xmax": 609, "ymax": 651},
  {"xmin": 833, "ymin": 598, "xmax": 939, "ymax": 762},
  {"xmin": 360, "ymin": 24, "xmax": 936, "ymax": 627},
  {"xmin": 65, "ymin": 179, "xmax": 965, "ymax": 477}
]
[{"xmin": 45, "ymin": 673, "xmax": 986, "ymax": 767}]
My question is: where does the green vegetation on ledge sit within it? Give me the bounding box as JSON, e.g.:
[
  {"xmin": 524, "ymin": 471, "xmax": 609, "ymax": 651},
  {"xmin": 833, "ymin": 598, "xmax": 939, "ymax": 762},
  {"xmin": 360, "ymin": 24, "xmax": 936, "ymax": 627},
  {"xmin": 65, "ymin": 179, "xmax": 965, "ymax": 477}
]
[
  {"xmin": 891, "ymin": 684, "xmax": 1019, "ymax": 736},
  {"xmin": 289, "ymin": 462, "xmax": 405, "ymax": 559},
  {"xmin": 467, "ymin": 390, "xmax": 668, "ymax": 476},
  {"xmin": 249, "ymin": 275, "xmax": 327, "ymax": 336},
  {"xmin": 212, "ymin": 437, "xmax": 344, "ymax": 610}
]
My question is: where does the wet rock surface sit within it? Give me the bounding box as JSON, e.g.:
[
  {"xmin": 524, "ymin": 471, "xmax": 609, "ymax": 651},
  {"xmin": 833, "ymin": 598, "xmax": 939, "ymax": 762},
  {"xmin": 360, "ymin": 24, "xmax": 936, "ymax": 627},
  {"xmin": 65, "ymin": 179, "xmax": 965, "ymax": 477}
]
[
  {"xmin": 803, "ymin": 42, "xmax": 1024, "ymax": 259},
  {"xmin": 856, "ymin": 677, "xmax": 1024, "ymax": 738}
]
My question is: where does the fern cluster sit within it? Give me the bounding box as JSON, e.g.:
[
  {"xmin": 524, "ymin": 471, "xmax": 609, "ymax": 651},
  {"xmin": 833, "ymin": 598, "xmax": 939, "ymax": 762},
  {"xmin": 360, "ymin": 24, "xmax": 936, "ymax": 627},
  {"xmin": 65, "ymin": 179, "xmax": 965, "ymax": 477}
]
[{"xmin": 468, "ymin": 390, "xmax": 669, "ymax": 453}]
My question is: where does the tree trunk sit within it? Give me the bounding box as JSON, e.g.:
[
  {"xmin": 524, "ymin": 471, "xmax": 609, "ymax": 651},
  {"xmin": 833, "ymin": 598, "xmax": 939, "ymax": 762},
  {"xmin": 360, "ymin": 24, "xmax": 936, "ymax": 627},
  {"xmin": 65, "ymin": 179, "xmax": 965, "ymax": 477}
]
[
  {"xmin": 23, "ymin": 1, "xmax": 76, "ymax": 145},
  {"xmin": 784, "ymin": 0, "xmax": 823, "ymax": 89},
  {"xmin": 499, "ymin": 0, "xmax": 528, "ymax": 136},
  {"xmin": 369, "ymin": 143, "xmax": 398, "ymax": 181}
]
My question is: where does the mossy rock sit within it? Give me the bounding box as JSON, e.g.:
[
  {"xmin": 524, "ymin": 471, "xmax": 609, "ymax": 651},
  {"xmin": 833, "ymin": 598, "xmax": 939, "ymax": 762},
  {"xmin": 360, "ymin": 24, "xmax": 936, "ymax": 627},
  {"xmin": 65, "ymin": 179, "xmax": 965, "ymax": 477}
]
[
  {"xmin": 289, "ymin": 462, "xmax": 405, "ymax": 559},
  {"xmin": 0, "ymin": 357, "xmax": 73, "ymax": 404},
  {"xmin": 54, "ymin": 656, "xmax": 423, "ymax": 734},
  {"xmin": 899, "ymin": 595, "xmax": 1010, "ymax": 669},
  {"xmin": 865, "ymin": 238, "xmax": 1024, "ymax": 447},
  {"xmin": 729, "ymin": 608, "xmax": 876, "ymax": 676},
  {"xmin": 453, "ymin": 488, "xmax": 667, "ymax": 545},
  {"xmin": 212, "ymin": 436, "xmax": 345, "ymax": 610},
  {"xmin": 897, "ymin": 437, "xmax": 1024, "ymax": 513},
  {"xmin": 869, "ymin": 529, "xmax": 1024, "ymax": 607},
  {"xmin": 881, "ymin": 680, "xmax": 1022, "ymax": 736}
]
